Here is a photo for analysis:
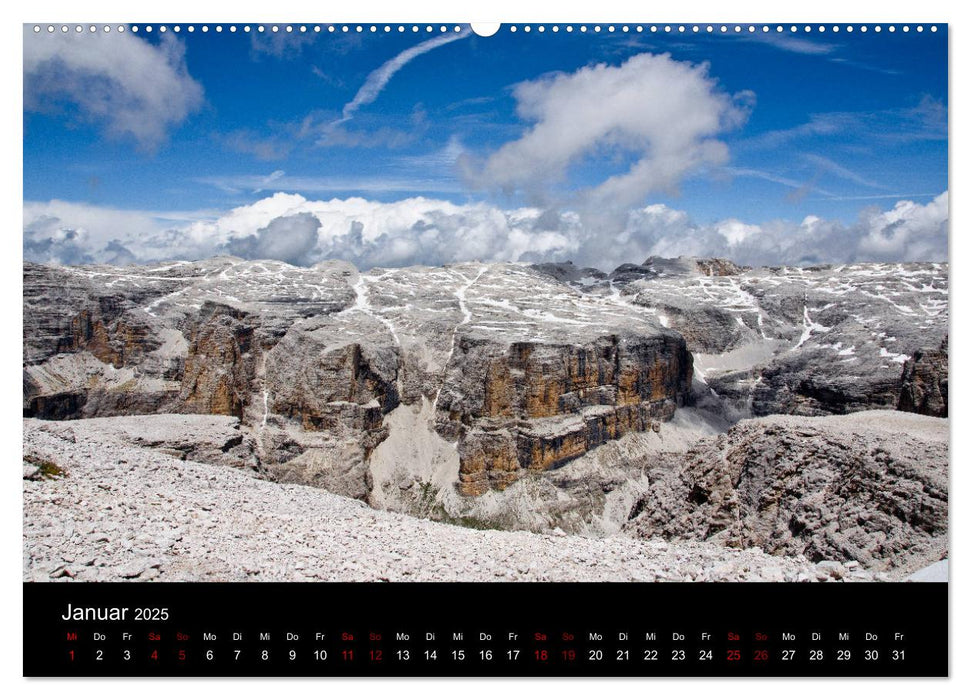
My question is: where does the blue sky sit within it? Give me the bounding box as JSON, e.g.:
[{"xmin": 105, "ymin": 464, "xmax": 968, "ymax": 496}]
[{"xmin": 23, "ymin": 24, "xmax": 949, "ymax": 269}]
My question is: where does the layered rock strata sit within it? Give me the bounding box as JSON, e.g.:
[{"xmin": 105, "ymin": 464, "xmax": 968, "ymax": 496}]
[
  {"xmin": 624, "ymin": 410, "xmax": 948, "ymax": 574},
  {"xmin": 538, "ymin": 258, "xmax": 949, "ymax": 419},
  {"xmin": 441, "ymin": 335, "xmax": 690, "ymax": 495},
  {"xmin": 24, "ymin": 259, "xmax": 691, "ymax": 498}
]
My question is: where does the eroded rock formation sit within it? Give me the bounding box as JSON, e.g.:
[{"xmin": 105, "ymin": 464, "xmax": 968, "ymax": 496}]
[
  {"xmin": 439, "ymin": 335, "xmax": 690, "ymax": 495},
  {"xmin": 898, "ymin": 336, "xmax": 948, "ymax": 417},
  {"xmin": 536, "ymin": 258, "xmax": 949, "ymax": 419},
  {"xmin": 624, "ymin": 410, "xmax": 948, "ymax": 573},
  {"xmin": 23, "ymin": 259, "xmax": 692, "ymax": 499},
  {"xmin": 23, "ymin": 256, "xmax": 950, "ymax": 577}
]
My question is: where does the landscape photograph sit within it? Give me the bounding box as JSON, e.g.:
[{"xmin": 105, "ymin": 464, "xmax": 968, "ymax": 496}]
[{"xmin": 23, "ymin": 23, "xmax": 948, "ymax": 583}]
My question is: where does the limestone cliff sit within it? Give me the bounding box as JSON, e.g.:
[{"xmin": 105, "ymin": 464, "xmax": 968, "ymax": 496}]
[
  {"xmin": 23, "ymin": 256, "xmax": 946, "ymax": 518},
  {"xmin": 437, "ymin": 334, "xmax": 691, "ymax": 495},
  {"xmin": 23, "ymin": 259, "xmax": 692, "ymax": 501},
  {"xmin": 535, "ymin": 258, "xmax": 949, "ymax": 419}
]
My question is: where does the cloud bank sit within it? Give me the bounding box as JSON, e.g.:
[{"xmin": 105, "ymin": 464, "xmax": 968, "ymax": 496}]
[
  {"xmin": 469, "ymin": 52, "xmax": 752, "ymax": 209},
  {"xmin": 24, "ymin": 29, "xmax": 203, "ymax": 150},
  {"xmin": 24, "ymin": 192, "xmax": 948, "ymax": 272}
]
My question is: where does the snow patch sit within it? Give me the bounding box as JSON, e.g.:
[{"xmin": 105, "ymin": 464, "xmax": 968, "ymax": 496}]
[
  {"xmin": 879, "ymin": 347, "xmax": 909, "ymax": 364},
  {"xmin": 435, "ymin": 266, "xmax": 488, "ymax": 406},
  {"xmin": 793, "ymin": 303, "xmax": 832, "ymax": 350}
]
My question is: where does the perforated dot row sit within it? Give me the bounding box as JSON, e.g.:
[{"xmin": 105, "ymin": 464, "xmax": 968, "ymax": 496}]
[
  {"xmin": 31, "ymin": 24, "xmax": 466, "ymax": 34},
  {"xmin": 29, "ymin": 24, "xmax": 941, "ymax": 35},
  {"xmin": 509, "ymin": 24, "xmax": 935, "ymax": 34}
]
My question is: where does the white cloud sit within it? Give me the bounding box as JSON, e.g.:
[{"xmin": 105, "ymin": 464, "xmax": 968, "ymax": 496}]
[
  {"xmin": 470, "ymin": 53, "xmax": 751, "ymax": 209},
  {"xmin": 227, "ymin": 212, "xmax": 321, "ymax": 265},
  {"xmin": 253, "ymin": 170, "xmax": 287, "ymax": 193},
  {"xmin": 249, "ymin": 29, "xmax": 317, "ymax": 59},
  {"xmin": 619, "ymin": 193, "xmax": 948, "ymax": 267},
  {"xmin": 337, "ymin": 32, "xmax": 468, "ymax": 124},
  {"xmin": 803, "ymin": 154, "xmax": 886, "ymax": 190},
  {"xmin": 716, "ymin": 219, "xmax": 761, "ymax": 246},
  {"xmin": 24, "ymin": 29, "xmax": 203, "ymax": 150},
  {"xmin": 749, "ymin": 34, "xmax": 836, "ymax": 56},
  {"xmin": 23, "ymin": 192, "xmax": 949, "ymax": 271},
  {"xmin": 23, "ymin": 200, "xmax": 175, "ymax": 265},
  {"xmin": 857, "ymin": 192, "xmax": 949, "ymax": 262}
]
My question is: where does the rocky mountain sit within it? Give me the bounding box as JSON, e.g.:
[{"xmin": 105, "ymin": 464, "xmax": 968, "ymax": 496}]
[
  {"xmin": 23, "ymin": 255, "xmax": 949, "ymax": 579},
  {"xmin": 22, "ymin": 417, "xmax": 877, "ymax": 583},
  {"xmin": 535, "ymin": 257, "xmax": 948, "ymax": 419},
  {"xmin": 24, "ymin": 258, "xmax": 692, "ymax": 500},
  {"xmin": 624, "ymin": 410, "xmax": 948, "ymax": 574}
]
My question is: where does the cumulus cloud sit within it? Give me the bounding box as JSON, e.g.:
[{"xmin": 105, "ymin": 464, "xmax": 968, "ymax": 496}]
[
  {"xmin": 24, "ymin": 29, "xmax": 203, "ymax": 150},
  {"xmin": 469, "ymin": 53, "xmax": 751, "ymax": 209},
  {"xmin": 856, "ymin": 192, "xmax": 949, "ymax": 262},
  {"xmin": 23, "ymin": 218, "xmax": 93, "ymax": 266},
  {"xmin": 23, "ymin": 200, "xmax": 173, "ymax": 265},
  {"xmin": 23, "ymin": 191, "xmax": 948, "ymax": 271},
  {"xmin": 226, "ymin": 212, "xmax": 321, "ymax": 265},
  {"xmin": 628, "ymin": 193, "xmax": 949, "ymax": 267}
]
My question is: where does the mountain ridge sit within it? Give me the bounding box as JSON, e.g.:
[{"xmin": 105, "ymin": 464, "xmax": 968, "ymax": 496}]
[{"xmin": 23, "ymin": 255, "xmax": 949, "ymax": 579}]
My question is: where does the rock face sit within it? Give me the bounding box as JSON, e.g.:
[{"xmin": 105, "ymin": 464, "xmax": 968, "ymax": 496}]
[
  {"xmin": 421, "ymin": 406, "xmax": 731, "ymax": 536},
  {"xmin": 440, "ymin": 333, "xmax": 691, "ymax": 496},
  {"xmin": 23, "ymin": 259, "xmax": 691, "ymax": 500},
  {"xmin": 537, "ymin": 258, "xmax": 949, "ymax": 419},
  {"xmin": 179, "ymin": 303, "xmax": 258, "ymax": 418},
  {"xmin": 898, "ymin": 336, "xmax": 948, "ymax": 417},
  {"xmin": 692, "ymin": 258, "xmax": 750, "ymax": 277},
  {"xmin": 23, "ymin": 258, "xmax": 355, "ymax": 422},
  {"xmin": 624, "ymin": 411, "xmax": 948, "ymax": 575},
  {"xmin": 23, "ymin": 417, "xmax": 875, "ymax": 583}
]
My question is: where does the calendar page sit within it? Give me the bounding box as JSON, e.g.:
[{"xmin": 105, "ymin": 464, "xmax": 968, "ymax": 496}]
[{"xmin": 22, "ymin": 20, "xmax": 948, "ymax": 677}]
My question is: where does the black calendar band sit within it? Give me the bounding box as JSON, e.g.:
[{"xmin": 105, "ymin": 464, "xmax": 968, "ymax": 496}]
[{"xmin": 24, "ymin": 581, "xmax": 948, "ymax": 677}]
